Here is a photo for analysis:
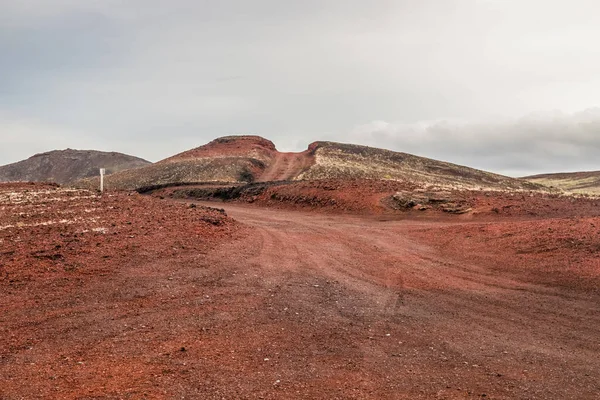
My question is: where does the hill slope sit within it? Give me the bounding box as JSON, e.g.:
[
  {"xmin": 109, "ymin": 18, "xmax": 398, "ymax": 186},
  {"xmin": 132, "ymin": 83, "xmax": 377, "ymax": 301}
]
[
  {"xmin": 74, "ymin": 136, "xmax": 543, "ymax": 192},
  {"xmin": 524, "ymin": 171, "xmax": 600, "ymax": 194},
  {"xmin": 300, "ymin": 142, "xmax": 541, "ymax": 191},
  {"xmin": 0, "ymin": 149, "xmax": 150, "ymax": 185},
  {"xmin": 74, "ymin": 136, "xmax": 281, "ymax": 191}
]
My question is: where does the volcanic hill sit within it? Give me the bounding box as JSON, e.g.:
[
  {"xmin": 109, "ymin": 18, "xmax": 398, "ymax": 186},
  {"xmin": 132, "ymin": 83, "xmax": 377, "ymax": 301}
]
[
  {"xmin": 74, "ymin": 135, "xmax": 544, "ymax": 192},
  {"xmin": 0, "ymin": 149, "xmax": 150, "ymax": 185},
  {"xmin": 524, "ymin": 171, "xmax": 600, "ymax": 195}
]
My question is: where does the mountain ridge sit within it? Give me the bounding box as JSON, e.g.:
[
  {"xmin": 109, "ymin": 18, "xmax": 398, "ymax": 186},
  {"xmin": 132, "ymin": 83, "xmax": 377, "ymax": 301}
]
[{"xmin": 73, "ymin": 135, "xmax": 545, "ymax": 192}]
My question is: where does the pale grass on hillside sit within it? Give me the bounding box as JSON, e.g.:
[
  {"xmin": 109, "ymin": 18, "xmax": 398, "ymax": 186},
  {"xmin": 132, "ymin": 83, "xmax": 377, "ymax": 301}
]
[
  {"xmin": 298, "ymin": 146, "xmax": 545, "ymax": 192},
  {"xmin": 527, "ymin": 176, "xmax": 600, "ymax": 195}
]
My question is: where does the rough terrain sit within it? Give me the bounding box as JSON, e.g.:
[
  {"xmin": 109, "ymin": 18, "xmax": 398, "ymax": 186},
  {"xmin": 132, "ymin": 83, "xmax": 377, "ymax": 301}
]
[
  {"xmin": 156, "ymin": 178, "xmax": 598, "ymax": 218},
  {"xmin": 0, "ymin": 149, "xmax": 150, "ymax": 185},
  {"xmin": 1, "ymin": 182, "xmax": 599, "ymax": 399}
]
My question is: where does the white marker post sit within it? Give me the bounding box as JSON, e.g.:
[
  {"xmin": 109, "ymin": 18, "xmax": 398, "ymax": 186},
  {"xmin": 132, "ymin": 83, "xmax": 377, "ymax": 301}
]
[{"xmin": 99, "ymin": 168, "xmax": 106, "ymax": 193}]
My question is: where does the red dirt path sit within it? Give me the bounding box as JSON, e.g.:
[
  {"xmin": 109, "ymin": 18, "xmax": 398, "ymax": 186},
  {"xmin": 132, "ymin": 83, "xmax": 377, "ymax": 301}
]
[
  {"xmin": 1, "ymin": 183, "xmax": 599, "ymax": 399},
  {"xmin": 257, "ymin": 151, "xmax": 314, "ymax": 182}
]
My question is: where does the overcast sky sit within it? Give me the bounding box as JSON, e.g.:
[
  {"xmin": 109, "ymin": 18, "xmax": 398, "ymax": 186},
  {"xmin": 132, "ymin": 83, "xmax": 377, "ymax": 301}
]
[{"xmin": 2, "ymin": 0, "xmax": 600, "ymax": 176}]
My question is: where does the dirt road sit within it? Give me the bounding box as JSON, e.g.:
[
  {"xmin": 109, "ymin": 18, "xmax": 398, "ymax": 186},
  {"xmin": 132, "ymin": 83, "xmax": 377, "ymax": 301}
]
[
  {"xmin": 2, "ymin": 201, "xmax": 598, "ymax": 399},
  {"xmin": 183, "ymin": 203, "xmax": 599, "ymax": 399},
  {"xmin": 257, "ymin": 152, "xmax": 312, "ymax": 182}
]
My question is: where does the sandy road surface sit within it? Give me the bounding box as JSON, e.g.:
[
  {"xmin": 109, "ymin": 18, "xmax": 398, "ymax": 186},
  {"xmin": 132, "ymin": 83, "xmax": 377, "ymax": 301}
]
[
  {"xmin": 257, "ymin": 152, "xmax": 311, "ymax": 182},
  {"xmin": 184, "ymin": 202, "xmax": 599, "ymax": 399},
  {"xmin": 2, "ymin": 200, "xmax": 598, "ymax": 399}
]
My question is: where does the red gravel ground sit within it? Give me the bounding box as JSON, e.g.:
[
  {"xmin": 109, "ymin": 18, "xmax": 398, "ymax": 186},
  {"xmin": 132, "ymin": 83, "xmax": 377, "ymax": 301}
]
[
  {"xmin": 1, "ymin": 183, "xmax": 240, "ymax": 399},
  {"xmin": 407, "ymin": 216, "xmax": 600, "ymax": 291},
  {"xmin": 160, "ymin": 179, "xmax": 600, "ymax": 219},
  {"xmin": 1, "ymin": 181, "xmax": 599, "ymax": 399}
]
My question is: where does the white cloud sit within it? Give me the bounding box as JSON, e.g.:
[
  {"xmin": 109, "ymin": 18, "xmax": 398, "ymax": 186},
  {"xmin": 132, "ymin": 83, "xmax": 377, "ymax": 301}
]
[{"xmin": 347, "ymin": 109, "xmax": 600, "ymax": 176}]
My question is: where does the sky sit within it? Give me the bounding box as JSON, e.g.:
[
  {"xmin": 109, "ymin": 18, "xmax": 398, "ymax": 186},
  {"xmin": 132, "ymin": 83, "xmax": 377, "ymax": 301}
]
[{"xmin": 2, "ymin": 0, "xmax": 600, "ymax": 176}]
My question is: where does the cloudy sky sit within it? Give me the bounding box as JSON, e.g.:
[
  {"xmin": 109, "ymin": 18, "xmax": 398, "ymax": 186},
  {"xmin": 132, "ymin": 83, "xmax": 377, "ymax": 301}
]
[{"xmin": 2, "ymin": 0, "xmax": 600, "ymax": 176}]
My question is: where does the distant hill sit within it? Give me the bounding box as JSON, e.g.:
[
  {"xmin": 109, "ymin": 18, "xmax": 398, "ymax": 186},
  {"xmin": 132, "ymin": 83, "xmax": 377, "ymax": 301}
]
[
  {"xmin": 0, "ymin": 149, "xmax": 150, "ymax": 185},
  {"xmin": 74, "ymin": 135, "xmax": 543, "ymax": 192},
  {"xmin": 524, "ymin": 171, "xmax": 600, "ymax": 194}
]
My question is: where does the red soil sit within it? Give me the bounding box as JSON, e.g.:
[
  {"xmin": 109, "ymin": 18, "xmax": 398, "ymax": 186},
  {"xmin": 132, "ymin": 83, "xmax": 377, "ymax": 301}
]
[
  {"xmin": 2, "ymin": 182, "xmax": 599, "ymax": 399},
  {"xmin": 1, "ymin": 183, "xmax": 240, "ymax": 399},
  {"xmin": 180, "ymin": 178, "xmax": 600, "ymax": 219},
  {"xmin": 160, "ymin": 136, "xmax": 277, "ymax": 164},
  {"xmin": 0, "ymin": 183, "xmax": 237, "ymax": 283},
  {"xmin": 407, "ymin": 216, "xmax": 600, "ymax": 290},
  {"xmin": 250, "ymin": 179, "xmax": 420, "ymax": 212}
]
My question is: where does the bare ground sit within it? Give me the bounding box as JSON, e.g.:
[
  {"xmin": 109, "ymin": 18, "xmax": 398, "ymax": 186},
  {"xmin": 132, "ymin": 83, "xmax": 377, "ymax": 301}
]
[{"xmin": 2, "ymin": 185, "xmax": 598, "ymax": 399}]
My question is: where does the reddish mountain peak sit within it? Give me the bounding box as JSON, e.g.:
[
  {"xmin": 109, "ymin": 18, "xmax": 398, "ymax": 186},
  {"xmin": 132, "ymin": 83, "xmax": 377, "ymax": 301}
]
[
  {"xmin": 210, "ymin": 135, "xmax": 276, "ymax": 150},
  {"xmin": 160, "ymin": 135, "xmax": 277, "ymax": 163}
]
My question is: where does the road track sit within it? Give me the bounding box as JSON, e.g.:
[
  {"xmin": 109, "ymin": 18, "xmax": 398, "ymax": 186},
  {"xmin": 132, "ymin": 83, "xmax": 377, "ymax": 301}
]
[
  {"xmin": 2, "ymin": 199, "xmax": 598, "ymax": 399},
  {"xmin": 190, "ymin": 202, "xmax": 600, "ymax": 399}
]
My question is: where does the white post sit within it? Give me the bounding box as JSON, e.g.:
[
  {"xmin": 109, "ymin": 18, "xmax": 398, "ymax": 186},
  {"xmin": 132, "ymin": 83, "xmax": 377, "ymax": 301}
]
[{"xmin": 99, "ymin": 168, "xmax": 106, "ymax": 192}]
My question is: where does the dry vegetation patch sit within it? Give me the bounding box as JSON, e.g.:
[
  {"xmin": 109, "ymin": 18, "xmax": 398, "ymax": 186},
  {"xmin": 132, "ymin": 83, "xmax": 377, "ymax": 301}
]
[
  {"xmin": 299, "ymin": 142, "xmax": 545, "ymax": 192},
  {"xmin": 526, "ymin": 173, "xmax": 600, "ymax": 195}
]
